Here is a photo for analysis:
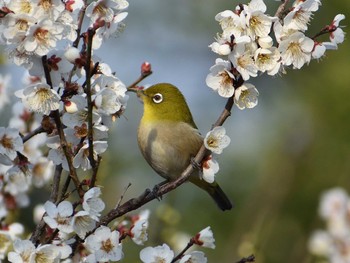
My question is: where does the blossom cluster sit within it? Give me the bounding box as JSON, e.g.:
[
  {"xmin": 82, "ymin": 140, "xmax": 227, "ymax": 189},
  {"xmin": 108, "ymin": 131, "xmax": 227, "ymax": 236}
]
[
  {"xmin": 202, "ymin": 126, "xmax": 230, "ymax": 183},
  {"xmin": 0, "ymin": 0, "xmax": 129, "ymax": 218},
  {"xmin": 308, "ymin": 188, "xmax": 350, "ymax": 262},
  {"xmin": 206, "ymin": 0, "xmax": 345, "ymax": 110},
  {"xmin": 140, "ymin": 226, "xmax": 215, "ymax": 263}
]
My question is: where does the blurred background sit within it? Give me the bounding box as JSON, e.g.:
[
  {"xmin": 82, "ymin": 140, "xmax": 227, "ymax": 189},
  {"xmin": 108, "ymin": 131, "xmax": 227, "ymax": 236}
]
[{"xmin": 1, "ymin": 0, "xmax": 350, "ymax": 262}]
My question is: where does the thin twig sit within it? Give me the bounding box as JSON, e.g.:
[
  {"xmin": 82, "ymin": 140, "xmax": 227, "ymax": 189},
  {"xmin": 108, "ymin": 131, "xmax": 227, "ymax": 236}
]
[
  {"xmin": 22, "ymin": 126, "xmax": 45, "ymax": 143},
  {"xmin": 50, "ymin": 165, "xmax": 62, "ymax": 203},
  {"xmin": 127, "ymin": 70, "xmax": 153, "ymax": 90},
  {"xmin": 274, "ymin": 0, "xmax": 290, "ymax": 20},
  {"xmin": 84, "ymin": 28, "xmax": 99, "ymax": 188},
  {"xmin": 41, "ymin": 56, "xmax": 83, "ymax": 198},
  {"xmin": 171, "ymin": 240, "xmax": 194, "ymax": 263},
  {"xmin": 115, "ymin": 183, "xmax": 132, "ymax": 209}
]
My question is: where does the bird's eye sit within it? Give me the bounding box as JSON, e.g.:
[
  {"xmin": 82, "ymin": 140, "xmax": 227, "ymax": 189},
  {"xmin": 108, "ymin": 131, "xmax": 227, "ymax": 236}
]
[{"xmin": 152, "ymin": 93, "xmax": 163, "ymax": 104}]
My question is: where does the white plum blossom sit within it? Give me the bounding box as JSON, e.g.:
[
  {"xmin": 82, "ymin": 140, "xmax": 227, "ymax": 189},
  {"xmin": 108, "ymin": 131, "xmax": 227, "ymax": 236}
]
[
  {"xmin": 311, "ymin": 41, "xmax": 337, "ymax": 59},
  {"xmin": 215, "ymin": 10, "xmax": 246, "ymax": 38},
  {"xmin": 329, "ymin": 14, "xmax": 346, "ymax": 45},
  {"xmin": 33, "ymin": 0, "xmax": 66, "ymax": 21},
  {"xmin": 47, "ymin": 128, "xmax": 80, "ymax": 171},
  {"xmin": 254, "ymin": 47, "xmax": 281, "ymax": 75},
  {"xmin": 82, "ymin": 187, "xmax": 105, "ymax": 221},
  {"xmin": 195, "ymin": 227, "xmax": 215, "ymax": 249},
  {"xmin": 15, "ymin": 83, "xmax": 61, "ymax": 115},
  {"xmin": 43, "ymin": 200, "xmax": 74, "ymax": 234},
  {"xmin": 32, "ymin": 244, "xmax": 71, "ymax": 262},
  {"xmin": 243, "ymin": 0, "xmax": 275, "ymax": 39},
  {"xmin": 85, "ymin": 225, "xmax": 123, "ymax": 262},
  {"xmin": 0, "ymin": 223, "xmax": 24, "ymax": 259},
  {"xmin": 140, "ymin": 244, "xmax": 174, "ymax": 263},
  {"xmin": 201, "ymin": 156, "xmax": 219, "ymax": 184},
  {"xmin": 319, "ymin": 188, "xmax": 348, "ymax": 220},
  {"xmin": 8, "ymin": 239, "xmax": 35, "ymax": 263},
  {"xmin": 94, "ymin": 88, "xmax": 122, "ymax": 115},
  {"xmin": 206, "ymin": 58, "xmax": 235, "ymax": 98},
  {"xmin": 33, "ymin": 204, "xmax": 45, "ymax": 224},
  {"xmin": 28, "ymin": 50, "xmax": 72, "ymax": 87},
  {"xmin": 22, "ymin": 19, "xmax": 64, "ymax": 56},
  {"xmin": 234, "ymin": 83, "xmax": 259, "ymax": 110},
  {"xmin": 204, "ymin": 126, "xmax": 231, "ymax": 154},
  {"xmin": 131, "ymin": 210, "xmax": 150, "ymax": 245},
  {"xmin": 309, "ymin": 188, "xmax": 350, "ymax": 262},
  {"xmin": 308, "ymin": 230, "xmax": 333, "ymax": 257},
  {"xmin": 31, "ymin": 157, "xmax": 54, "ymax": 188},
  {"xmin": 73, "ymin": 140, "xmax": 108, "ymax": 171},
  {"xmin": 72, "ymin": 211, "xmax": 97, "ymax": 239},
  {"xmin": 4, "ymin": 166, "xmax": 32, "ymax": 195},
  {"xmin": 0, "ymin": 127, "xmax": 23, "ymax": 161},
  {"xmin": 229, "ymin": 43, "xmax": 258, "ymax": 80},
  {"xmin": 179, "ymin": 251, "xmax": 207, "ymax": 263},
  {"xmin": 62, "ymin": 95, "xmax": 102, "ymax": 129},
  {"xmin": 278, "ymin": 32, "xmax": 314, "ymax": 69},
  {"xmin": 284, "ymin": 0, "xmax": 321, "ymax": 31}
]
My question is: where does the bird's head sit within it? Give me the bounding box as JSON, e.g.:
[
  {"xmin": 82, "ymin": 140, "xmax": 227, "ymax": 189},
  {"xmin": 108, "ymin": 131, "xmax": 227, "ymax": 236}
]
[{"xmin": 134, "ymin": 83, "xmax": 196, "ymax": 125}]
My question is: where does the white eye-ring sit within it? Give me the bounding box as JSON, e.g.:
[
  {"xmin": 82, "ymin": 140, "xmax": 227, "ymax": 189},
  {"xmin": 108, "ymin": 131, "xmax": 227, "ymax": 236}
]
[{"xmin": 152, "ymin": 93, "xmax": 163, "ymax": 104}]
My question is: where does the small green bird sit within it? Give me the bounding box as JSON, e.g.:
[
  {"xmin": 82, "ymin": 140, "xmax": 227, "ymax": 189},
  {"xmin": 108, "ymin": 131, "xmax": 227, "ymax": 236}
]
[{"xmin": 136, "ymin": 83, "xmax": 232, "ymax": 211}]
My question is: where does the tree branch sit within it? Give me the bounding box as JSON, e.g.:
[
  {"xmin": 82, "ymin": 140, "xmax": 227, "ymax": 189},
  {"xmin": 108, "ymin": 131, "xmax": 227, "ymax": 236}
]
[
  {"xmin": 98, "ymin": 94, "xmax": 235, "ymax": 226},
  {"xmin": 274, "ymin": 0, "xmax": 290, "ymax": 20}
]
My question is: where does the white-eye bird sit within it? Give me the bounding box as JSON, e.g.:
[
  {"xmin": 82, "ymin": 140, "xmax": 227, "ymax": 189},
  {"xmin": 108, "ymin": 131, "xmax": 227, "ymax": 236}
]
[{"xmin": 136, "ymin": 83, "xmax": 232, "ymax": 211}]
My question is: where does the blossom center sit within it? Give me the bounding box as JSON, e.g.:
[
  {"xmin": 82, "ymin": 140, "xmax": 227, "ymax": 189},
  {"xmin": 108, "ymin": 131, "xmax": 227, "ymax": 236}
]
[
  {"xmin": 94, "ymin": 3, "xmax": 108, "ymax": 17},
  {"xmin": 56, "ymin": 215, "xmax": 70, "ymax": 225},
  {"xmin": 20, "ymin": 0, "xmax": 32, "ymax": 14},
  {"xmin": 102, "ymin": 238, "xmax": 114, "ymax": 253},
  {"xmin": 219, "ymin": 71, "xmax": 233, "ymax": 86},
  {"xmin": 0, "ymin": 134, "xmax": 13, "ymax": 150},
  {"xmin": 154, "ymin": 256, "xmax": 167, "ymax": 263},
  {"xmin": 35, "ymin": 251, "xmax": 50, "ymax": 263},
  {"xmin": 206, "ymin": 136, "xmax": 218, "ymax": 148},
  {"xmin": 16, "ymin": 19, "xmax": 29, "ymax": 31},
  {"xmin": 35, "ymin": 87, "xmax": 53, "ymax": 100},
  {"xmin": 38, "ymin": 0, "xmax": 52, "ymax": 11},
  {"xmin": 257, "ymin": 53, "xmax": 270, "ymax": 64},
  {"xmin": 34, "ymin": 28, "xmax": 49, "ymax": 44}
]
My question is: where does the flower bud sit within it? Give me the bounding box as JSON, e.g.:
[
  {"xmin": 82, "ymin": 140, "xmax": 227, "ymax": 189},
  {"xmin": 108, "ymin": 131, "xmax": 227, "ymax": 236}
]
[{"xmin": 64, "ymin": 100, "xmax": 78, "ymax": 113}]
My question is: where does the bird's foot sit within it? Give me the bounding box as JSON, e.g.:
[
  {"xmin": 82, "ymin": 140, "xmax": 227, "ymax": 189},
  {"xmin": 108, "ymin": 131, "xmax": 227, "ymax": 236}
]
[{"xmin": 152, "ymin": 180, "xmax": 167, "ymax": 201}]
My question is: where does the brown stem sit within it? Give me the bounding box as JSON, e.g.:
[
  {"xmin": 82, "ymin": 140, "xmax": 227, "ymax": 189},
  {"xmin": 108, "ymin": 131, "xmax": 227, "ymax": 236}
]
[
  {"xmin": 274, "ymin": 0, "xmax": 290, "ymax": 20},
  {"xmin": 127, "ymin": 70, "xmax": 153, "ymax": 91},
  {"xmin": 84, "ymin": 28, "xmax": 99, "ymax": 188},
  {"xmin": 171, "ymin": 239, "xmax": 194, "ymax": 263},
  {"xmin": 22, "ymin": 126, "xmax": 45, "ymax": 143}
]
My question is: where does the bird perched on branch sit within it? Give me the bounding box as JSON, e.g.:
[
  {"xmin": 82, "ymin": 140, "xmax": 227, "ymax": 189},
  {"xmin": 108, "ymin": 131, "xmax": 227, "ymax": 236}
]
[{"xmin": 132, "ymin": 83, "xmax": 232, "ymax": 211}]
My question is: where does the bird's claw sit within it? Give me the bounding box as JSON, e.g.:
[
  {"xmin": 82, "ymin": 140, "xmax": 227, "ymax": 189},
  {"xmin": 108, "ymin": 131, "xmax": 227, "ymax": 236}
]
[{"xmin": 152, "ymin": 180, "xmax": 167, "ymax": 201}]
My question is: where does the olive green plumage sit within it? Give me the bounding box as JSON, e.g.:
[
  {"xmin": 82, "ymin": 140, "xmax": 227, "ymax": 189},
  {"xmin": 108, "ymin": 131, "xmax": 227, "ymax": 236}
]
[{"xmin": 137, "ymin": 83, "xmax": 232, "ymax": 211}]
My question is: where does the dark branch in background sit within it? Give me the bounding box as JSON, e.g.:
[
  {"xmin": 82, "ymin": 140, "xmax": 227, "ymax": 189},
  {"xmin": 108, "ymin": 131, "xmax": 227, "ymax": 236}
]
[
  {"xmin": 72, "ymin": 0, "xmax": 87, "ymax": 48},
  {"xmin": 84, "ymin": 27, "xmax": 99, "ymax": 188},
  {"xmin": 236, "ymin": 255, "xmax": 255, "ymax": 263},
  {"xmin": 51, "ymin": 165, "xmax": 63, "ymax": 203}
]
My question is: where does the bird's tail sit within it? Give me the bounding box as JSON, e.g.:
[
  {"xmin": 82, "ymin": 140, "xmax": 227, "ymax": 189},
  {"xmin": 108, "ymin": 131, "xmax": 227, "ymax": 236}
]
[{"xmin": 190, "ymin": 177, "xmax": 233, "ymax": 211}]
